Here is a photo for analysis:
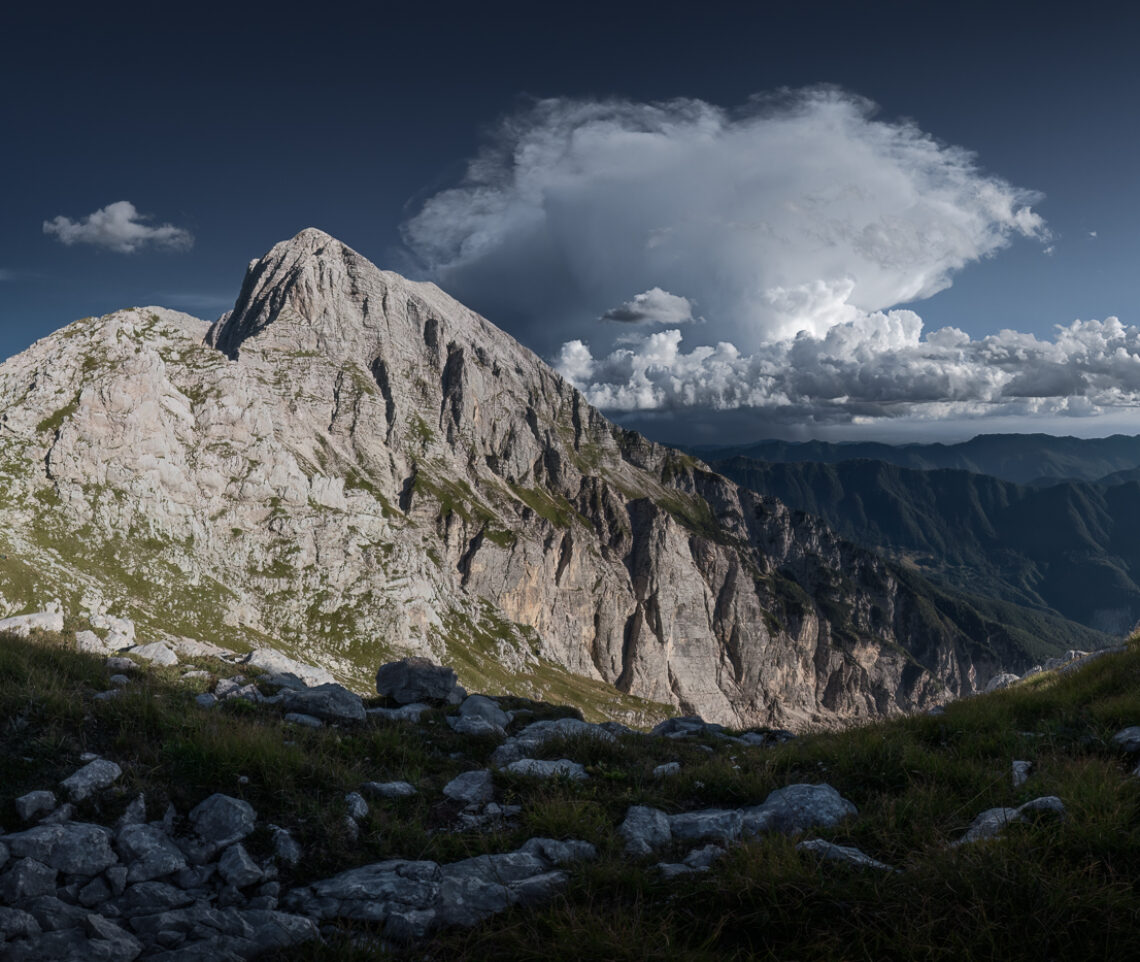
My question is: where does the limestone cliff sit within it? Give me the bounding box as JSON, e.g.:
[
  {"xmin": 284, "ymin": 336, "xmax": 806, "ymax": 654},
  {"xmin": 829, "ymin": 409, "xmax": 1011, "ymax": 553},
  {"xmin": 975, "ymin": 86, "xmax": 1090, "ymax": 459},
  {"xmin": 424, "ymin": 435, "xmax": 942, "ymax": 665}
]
[{"xmin": 0, "ymin": 229, "xmax": 1064, "ymax": 727}]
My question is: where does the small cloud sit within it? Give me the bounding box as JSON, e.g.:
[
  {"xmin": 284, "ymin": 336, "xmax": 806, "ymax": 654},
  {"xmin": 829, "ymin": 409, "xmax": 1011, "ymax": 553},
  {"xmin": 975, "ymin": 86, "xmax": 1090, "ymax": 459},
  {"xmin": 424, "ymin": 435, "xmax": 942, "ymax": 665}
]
[
  {"xmin": 43, "ymin": 200, "xmax": 193, "ymax": 254},
  {"xmin": 1043, "ymin": 245, "xmax": 1055, "ymax": 256},
  {"xmin": 1089, "ymin": 231, "xmax": 1098, "ymax": 239},
  {"xmin": 600, "ymin": 287, "xmax": 696, "ymax": 325}
]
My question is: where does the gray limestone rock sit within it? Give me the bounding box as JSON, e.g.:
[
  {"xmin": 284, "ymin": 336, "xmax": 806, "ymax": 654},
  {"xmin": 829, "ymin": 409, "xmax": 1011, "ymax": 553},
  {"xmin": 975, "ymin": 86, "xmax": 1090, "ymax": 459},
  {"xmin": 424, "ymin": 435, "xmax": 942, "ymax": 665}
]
[
  {"xmin": 0, "ymin": 610, "xmax": 64, "ymax": 636},
  {"xmin": 3, "ymin": 822, "xmax": 116, "ymax": 875},
  {"xmin": 76, "ymin": 630, "xmax": 109, "ymax": 654},
  {"xmin": 270, "ymin": 827, "xmax": 302, "ymax": 866},
  {"xmin": 0, "ymin": 858, "xmax": 58, "ymax": 900},
  {"xmin": 0, "ymin": 906, "xmax": 42, "ymax": 939},
  {"xmin": 60, "ymin": 758, "xmax": 122, "ymax": 801},
  {"xmin": 194, "ymin": 693, "xmax": 218, "ymax": 709},
  {"xmin": 653, "ymin": 762, "xmax": 681, "ymax": 777},
  {"xmin": 442, "ymin": 770, "xmax": 494, "ymax": 807},
  {"xmin": 984, "ymin": 672, "xmax": 1021, "ymax": 693},
  {"xmin": 448, "ymin": 714, "xmax": 506, "ymax": 737},
  {"xmin": 491, "ymin": 717, "xmax": 615, "ymax": 767},
  {"xmin": 367, "ymin": 703, "xmax": 431, "ymax": 722},
  {"xmin": 669, "ymin": 809, "xmax": 743, "ymax": 844},
  {"xmin": 1112, "ymin": 726, "xmax": 1140, "ymax": 754},
  {"xmin": 217, "ymin": 843, "xmax": 262, "ymax": 888},
  {"xmin": 278, "ymin": 684, "xmax": 365, "ymax": 723},
  {"xmin": 619, "ymin": 805, "xmax": 672, "ymax": 856},
  {"xmin": 186, "ymin": 795, "xmax": 255, "ymax": 860},
  {"xmin": 744, "ymin": 783, "xmax": 858, "ymax": 836},
  {"xmin": 953, "ymin": 806, "xmax": 1023, "ymax": 845},
  {"xmin": 116, "ymin": 794, "xmax": 148, "ymax": 828},
  {"xmin": 24, "ymin": 895, "xmax": 90, "ymax": 932},
  {"xmin": 243, "ymin": 648, "xmax": 334, "ymax": 687},
  {"xmin": 796, "ymin": 839, "xmax": 896, "ymax": 871},
  {"xmin": 116, "ymin": 823, "xmax": 187, "ymax": 883},
  {"xmin": 505, "ymin": 758, "xmax": 588, "ymax": 780},
  {"xmin": 362, "ymin": 780, "xmax": 418, "ymax": 800},
  {"xmin": 344, "ymin": 792, "xmax": 369, "ymax": 821},
  {"xmin": 104, "ymin": 657, "xmax": 136, "ymax": 673},
  {"xmin": 1012, "ymin": 760, "xmax": 1032, "ymax": 788},
  {"xmin": 375, "ymin": 658, "xmax": 460, "ymax": 704},
  {"xmin": 130, "ymin": 642, "xmax": 179, "ymax": 666},
  {"xmin": 15, "ymin": 790, "xmax": 57, "ymax": 822},
  {"xmin": 458, "ymin": 694, "xmax": 510, "ymax": 728}
]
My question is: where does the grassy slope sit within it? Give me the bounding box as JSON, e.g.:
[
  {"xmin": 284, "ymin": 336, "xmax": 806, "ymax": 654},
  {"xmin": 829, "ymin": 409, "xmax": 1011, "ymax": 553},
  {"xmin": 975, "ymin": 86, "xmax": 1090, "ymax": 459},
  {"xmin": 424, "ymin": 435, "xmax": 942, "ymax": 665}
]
[{"xmin": 5, "ymin": 631, "xmax": 1140, "ymax": 960}]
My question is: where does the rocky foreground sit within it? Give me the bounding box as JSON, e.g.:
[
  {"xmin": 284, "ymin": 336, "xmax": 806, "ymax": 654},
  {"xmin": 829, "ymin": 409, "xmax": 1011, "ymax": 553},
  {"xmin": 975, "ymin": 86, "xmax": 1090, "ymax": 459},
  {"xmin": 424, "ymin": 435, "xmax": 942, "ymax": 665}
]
[{"xmin": 5, "ymin": 632, "xmax": 1136, "ymax": 961}]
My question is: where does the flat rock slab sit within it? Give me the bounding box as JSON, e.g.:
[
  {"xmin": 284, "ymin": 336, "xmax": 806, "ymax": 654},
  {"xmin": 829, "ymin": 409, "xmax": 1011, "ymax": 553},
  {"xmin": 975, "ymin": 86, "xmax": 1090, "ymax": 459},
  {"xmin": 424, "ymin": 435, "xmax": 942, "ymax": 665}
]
[
  {"xmin": 285, "ymin": 837, "xmax": 595, "ymax": 941},
  {"xmin": 279, "ymin": 683, "xmax": 365, "ymax": 723},
  {"xmin": 131, "ymin": 641, "xmax": 179, "ymax": 666},
  {"xmin": 505, "ymin": 758, "xmax": 588, "ymax": 780},
  {"xmin": 245, "ymin": 648, "xmax": 334, "ymax": 688},
  {"xmin": 443, "ymin": 770, "xmax": 494, "ymax": 807}
]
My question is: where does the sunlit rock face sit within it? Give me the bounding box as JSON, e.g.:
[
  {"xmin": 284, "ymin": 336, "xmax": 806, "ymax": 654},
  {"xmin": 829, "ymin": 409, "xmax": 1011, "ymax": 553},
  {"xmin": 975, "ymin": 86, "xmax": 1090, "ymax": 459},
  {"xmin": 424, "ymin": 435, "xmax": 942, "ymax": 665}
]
[{"xmin": 0, "ymin": 229, "xmax": 1036, "ymax": 727}]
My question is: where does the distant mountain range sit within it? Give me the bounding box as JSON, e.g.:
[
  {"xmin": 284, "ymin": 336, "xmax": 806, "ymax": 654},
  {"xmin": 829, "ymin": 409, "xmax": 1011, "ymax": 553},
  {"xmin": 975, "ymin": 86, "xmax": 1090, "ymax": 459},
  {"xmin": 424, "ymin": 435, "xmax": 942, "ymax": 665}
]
[
  {"xmin": 695, "ymin": 434, "xmax": 1140, "ymax": 486},
  {"xmin": 707, "ymin": 450, "xmax": 1140, "ymax": 635}
]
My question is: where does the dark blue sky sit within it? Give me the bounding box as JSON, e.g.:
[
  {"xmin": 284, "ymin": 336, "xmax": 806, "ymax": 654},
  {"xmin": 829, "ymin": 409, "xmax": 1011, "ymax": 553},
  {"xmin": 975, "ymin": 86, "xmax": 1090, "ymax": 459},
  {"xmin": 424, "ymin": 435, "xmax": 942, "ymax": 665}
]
[{"xmin": 6, "ymin": 1, "xmax": 1140, "ymax": 441}]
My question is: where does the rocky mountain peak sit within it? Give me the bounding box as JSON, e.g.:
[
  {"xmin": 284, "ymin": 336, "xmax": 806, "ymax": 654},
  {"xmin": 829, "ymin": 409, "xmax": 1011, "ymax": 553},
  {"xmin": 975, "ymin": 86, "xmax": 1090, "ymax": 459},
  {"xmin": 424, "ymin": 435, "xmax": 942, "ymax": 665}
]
[{"xmin": 207, "ymin": 228, "xmax": 398, "ymax": 361}]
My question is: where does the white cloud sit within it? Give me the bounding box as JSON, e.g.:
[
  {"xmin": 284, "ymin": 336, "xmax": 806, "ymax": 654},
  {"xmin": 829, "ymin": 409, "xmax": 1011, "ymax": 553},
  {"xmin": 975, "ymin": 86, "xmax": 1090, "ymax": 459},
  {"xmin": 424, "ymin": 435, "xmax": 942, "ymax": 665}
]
[
  {"xmin": 600, "ymin": 287, "xmax": 696, "ymax": 325},
  {"xmin": 557, "ymin": 313, "xmax": 1140, "ymax": 430},
  {"xmin": 403, "ymin": 88, "xmax": 1045, "ymax": 357},
  {"xmin": 43, "ymin": 201, "xmax": 193, "ymax": 253}
]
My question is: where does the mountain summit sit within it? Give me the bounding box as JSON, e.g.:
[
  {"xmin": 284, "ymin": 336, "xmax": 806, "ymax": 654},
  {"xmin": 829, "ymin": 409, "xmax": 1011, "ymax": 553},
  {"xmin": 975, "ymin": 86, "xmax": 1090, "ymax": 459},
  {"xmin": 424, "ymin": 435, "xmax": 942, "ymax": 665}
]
[{"xmin": 0, "ymin": 231, "xmax": 1088, "ymax": 727}]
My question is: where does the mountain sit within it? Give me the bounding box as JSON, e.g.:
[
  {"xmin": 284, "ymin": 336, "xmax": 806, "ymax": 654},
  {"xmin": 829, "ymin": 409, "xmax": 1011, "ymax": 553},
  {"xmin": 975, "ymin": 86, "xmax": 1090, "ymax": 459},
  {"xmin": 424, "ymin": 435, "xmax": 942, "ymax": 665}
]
[
  {"xmin": 709, "ymin": 455, "xmax": 1140, "ymax": 635},
  {"xmin": 694, "ymin": 434, "xmax": 1140, "ymax": 485},
  {"xmin": 0, "ymin": 229, "xmax": 1082, "ymax": 728}
]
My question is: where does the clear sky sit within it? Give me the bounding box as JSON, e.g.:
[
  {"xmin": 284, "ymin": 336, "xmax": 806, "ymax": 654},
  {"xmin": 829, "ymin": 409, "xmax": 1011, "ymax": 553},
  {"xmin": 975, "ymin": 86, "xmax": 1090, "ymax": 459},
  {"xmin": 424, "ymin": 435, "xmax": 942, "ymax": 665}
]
[{"xmin": 6, "ymin": 1, "xmax": 1140, "ymax": 444}]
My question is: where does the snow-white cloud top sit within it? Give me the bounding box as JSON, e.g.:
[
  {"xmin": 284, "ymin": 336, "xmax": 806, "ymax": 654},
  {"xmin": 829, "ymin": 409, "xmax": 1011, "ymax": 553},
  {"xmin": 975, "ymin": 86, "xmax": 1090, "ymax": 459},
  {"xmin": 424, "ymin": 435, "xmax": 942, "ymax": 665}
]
[
  {"xmin": 44, "ymin": 201, "xmax": 193, "ymax": 254},
  {"xmin": 403, "ymin": 87, "xmax": 1045, "ymax": 354},
  {"xmin": 556, "ymin": 315, "xmax": 1140, "ymax": 426}
]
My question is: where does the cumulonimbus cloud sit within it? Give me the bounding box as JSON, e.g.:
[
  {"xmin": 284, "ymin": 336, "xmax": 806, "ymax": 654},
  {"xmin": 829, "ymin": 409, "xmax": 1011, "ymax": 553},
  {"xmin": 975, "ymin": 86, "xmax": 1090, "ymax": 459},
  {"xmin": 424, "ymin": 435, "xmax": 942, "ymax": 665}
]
[
  {"xmin": 402, "ymin": 87, "xmax": 1045, "ymax": 358},
  {"xmin": 44, "ymin": 201, "xmax": 193, "ymax": 254}
]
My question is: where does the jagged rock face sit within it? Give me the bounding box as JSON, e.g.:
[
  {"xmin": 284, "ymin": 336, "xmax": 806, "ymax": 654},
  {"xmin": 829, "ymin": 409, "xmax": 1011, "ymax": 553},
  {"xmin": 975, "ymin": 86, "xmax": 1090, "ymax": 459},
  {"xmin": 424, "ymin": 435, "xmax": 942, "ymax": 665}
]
[{"xmin": 0, "ymin": 229, "xmax": 1038, "ymax": 728}]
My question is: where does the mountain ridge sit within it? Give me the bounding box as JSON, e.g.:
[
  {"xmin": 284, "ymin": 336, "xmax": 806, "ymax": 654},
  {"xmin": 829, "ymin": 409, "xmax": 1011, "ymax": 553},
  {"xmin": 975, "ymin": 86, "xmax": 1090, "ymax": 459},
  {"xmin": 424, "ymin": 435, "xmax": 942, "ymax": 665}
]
[{"xmin": 0, "ymin": 229, "xmax": 1082, "ymax": 728}]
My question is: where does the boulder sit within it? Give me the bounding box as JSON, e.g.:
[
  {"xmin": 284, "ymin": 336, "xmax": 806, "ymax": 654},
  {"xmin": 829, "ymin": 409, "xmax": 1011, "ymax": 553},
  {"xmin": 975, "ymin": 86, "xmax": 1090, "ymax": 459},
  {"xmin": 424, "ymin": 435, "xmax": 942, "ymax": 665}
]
[
  {"xmin": 362, "ymin": 780, "xmax": 418, "ymax": 800},
  {"xmin": 116, "ymin": 823, "xmax": 187, "ymax": 883},
  {"xmin": 619, "ymin": 805, "xmax": 672, "ymax": 856},
  {"xmin": 653, "ymin": 762, "xmax": 681, "ymax": 778},
  {"xmin": 984, "ymin": 672, "xmax": 1021, "ymax": 693},
  {"xmin": 1112, "ymin": 726, "xmax": 1140, "ymax": 754},
  {"xmin": 1012, "ymin": 760, "xmax": 1032, "ymax": 787},
  {"xmin": 345, "ymin": 792, "xmax": 369, "ymax": 821},
  {"xmin": 0, "ymin": 858, "xmax": 57, "ymax": 900},
  {"xmin": 278, "ymin": 683, "xmax": 365, "ymax": 723},
  {"xmin": 442, "ymin": 770, "xmax": 494, "ymax": 807},
  {"xmin": 743, "ymin": 783, "xmax": 857, "ymax": 836},
  {"xmin": 187, "ymin": 794, "xmax": 256, "ymax": 859},
  {"xmin": 504, "ymin": 758, "xmax": 588, "ymax": 780},
  {"xmin": 75, "ymin": 630, "xmax": 109, "ymax": 654},
  {"xmin": 218, "ymin": 842, "xmax": 263, "ymax": 888},
  {"xmin": 3, "ymin": 822, "xmax": 116, "ymax": 875},
  {"xmin": 130, "ymin": 642, "xmax": 179, "ymax": 666},
  {"xmin": 14, "ymin": 790, "xmax": 57, "ymax": 822},
  {"xmin": 375, "ymin": 657, "xmax": 461, "ymax": 704},
  {"xmin": 60, "ymin": 758, "xmax": 122, "ymax": 801},
  {"xmin": 458, "ymin": 694, "xmax": 510, "ymax": 728}
]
